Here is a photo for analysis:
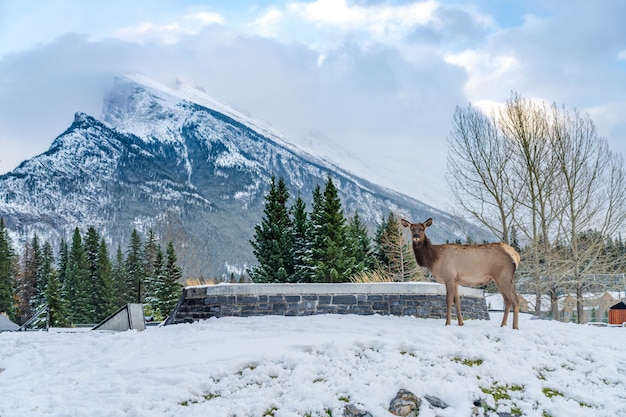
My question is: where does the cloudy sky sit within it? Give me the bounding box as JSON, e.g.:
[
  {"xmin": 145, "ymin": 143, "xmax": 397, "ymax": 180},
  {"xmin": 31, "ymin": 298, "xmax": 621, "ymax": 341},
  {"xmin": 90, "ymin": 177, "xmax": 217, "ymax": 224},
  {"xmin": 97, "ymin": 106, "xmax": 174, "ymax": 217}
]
[{"xmin": 1, "ymin": 0, "xmax": 625, "ymax": 209}]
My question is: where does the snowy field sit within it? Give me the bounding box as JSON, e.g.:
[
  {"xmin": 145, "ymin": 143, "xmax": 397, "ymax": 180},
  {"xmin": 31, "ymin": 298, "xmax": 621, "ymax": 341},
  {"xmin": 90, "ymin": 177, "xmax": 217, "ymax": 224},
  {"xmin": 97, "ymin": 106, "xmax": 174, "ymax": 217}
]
[{"xmin": 1, "ymin": 313, "xmax": 625, "ymax": 417}]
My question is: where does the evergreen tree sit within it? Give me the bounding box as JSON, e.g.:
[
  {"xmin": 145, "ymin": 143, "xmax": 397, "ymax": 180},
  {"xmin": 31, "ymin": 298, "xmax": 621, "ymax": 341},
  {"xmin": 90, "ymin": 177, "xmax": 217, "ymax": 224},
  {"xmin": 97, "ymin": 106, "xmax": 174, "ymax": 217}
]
[
  {"xmin": 83, "ymin": 226, "xmax": 101, "ymax": 318},
  {"xmin": 307, "ymin": 184, "xmax": 325, "ymax": 281},
  {"xmin": 15, "ymin": 238, "xmax": 39, "ymax": 322},
  {"xmin": 154, "ymin": 241, "xmax": 183, "ymax": 319},
  {"xmin": 345, "ymin": 211, "xmax": 374, "ymax": 276},
  {"xmin": 111, "ymin": 245, "xmax": 126, "ymax": 309},
  {"xmin": 249, "ymin": 176, "xmax": 294, "ymax": 283},
  {"xmin": 57, "ymin": 239, "xmax": 69, "ymax": 288},
  {"xmin": 309, "ymin": 177, "xmax": 350, "ymax": 283},
  {"xmin": 64, "ymin": 227, "xmax": 92, "ymax": 324},
  {"xmin": 38, "ymin": 241, "xmax": 55, "ymax": 307},
  {"xmin": 0, "ymin": 218, "xmax": 16, "ymax": 320},
  {"xmin": 290, "ymin": 194, "xmax": 311, "ymax": 283},
  {"xmin": 125, "ymin": 229, "xmax": 145, "ymax": 303},
  {"xmin": 95, "ymin": 238, "xmax": 116, "ymax": 321},
  {"xmin": 143, "ymin": 229, "xmax": 159, "ymax": 303},
  {"xmin": 145, "ymin": 243, "xmax": 165, "ymax": 319},
  {"xmin": 374, "ymin": 212, "xmax": 419, "ymax": 281},
  {"xmin": 374, "ymin": 213, "xmax": 392, "ymax": 267},
  {"xmin": 46, "ymin": 268, "xmax": 69, "ymax": 327},
  {"xmin": 29, "ymin": 234, "xmax": 44, "ymax": 307}
]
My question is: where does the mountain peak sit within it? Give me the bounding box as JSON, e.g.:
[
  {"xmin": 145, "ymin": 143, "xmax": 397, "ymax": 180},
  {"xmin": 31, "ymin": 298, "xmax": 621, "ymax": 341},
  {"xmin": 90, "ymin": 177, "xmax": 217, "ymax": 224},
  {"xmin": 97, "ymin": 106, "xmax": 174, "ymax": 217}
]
[
  {"xmin": 0, "ymin": 74, "xmax": 486, "ymax": 277},
  {"xmin": 73, "ymin": 112, "xmax": 91, "ymax": 123}
]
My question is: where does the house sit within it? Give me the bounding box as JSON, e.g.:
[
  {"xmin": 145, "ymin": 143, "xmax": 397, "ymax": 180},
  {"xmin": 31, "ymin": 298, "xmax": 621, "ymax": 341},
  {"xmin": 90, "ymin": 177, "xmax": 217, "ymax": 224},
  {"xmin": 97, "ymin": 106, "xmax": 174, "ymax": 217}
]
[
  {"xmin": 609, "ymin": 301, "xmax": 626, "ymax": 325},
  {"xmin": 561, "ymin": 292, "xmax": 619, "ymax": 324},
  {"xmin": 484, "ymin": 293, "xmax": 530, "ymax": 313}
]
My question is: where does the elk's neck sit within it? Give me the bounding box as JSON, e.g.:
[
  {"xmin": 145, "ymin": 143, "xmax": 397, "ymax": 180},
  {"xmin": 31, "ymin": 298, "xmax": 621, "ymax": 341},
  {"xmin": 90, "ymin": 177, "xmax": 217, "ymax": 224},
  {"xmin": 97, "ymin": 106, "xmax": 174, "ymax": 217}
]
[{"xmin": 412, "ymin": 238, "xmax": 437, "ymax": 269}]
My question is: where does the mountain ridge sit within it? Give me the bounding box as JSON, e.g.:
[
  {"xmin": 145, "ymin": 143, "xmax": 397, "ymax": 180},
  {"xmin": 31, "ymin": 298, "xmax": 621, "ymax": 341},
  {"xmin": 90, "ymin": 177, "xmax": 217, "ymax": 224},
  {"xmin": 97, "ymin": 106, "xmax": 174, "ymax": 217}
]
[{"xmin": 0, "ymin": 75, "xmax": 487, "ymax": 277}]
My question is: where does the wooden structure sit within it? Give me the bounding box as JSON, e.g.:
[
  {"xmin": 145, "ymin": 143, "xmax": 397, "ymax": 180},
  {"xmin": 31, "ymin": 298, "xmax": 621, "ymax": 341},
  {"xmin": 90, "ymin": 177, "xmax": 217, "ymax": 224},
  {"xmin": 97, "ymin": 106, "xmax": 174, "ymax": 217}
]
[{"xmin": 609, "ymin": 301, "xmax": 626, "ymax": 325}]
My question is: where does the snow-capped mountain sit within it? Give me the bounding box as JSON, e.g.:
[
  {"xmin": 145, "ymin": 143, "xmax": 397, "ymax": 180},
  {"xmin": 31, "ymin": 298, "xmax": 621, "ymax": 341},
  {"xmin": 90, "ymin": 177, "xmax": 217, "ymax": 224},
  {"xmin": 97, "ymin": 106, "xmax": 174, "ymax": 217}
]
[{"xmin": 0, "ymin": 75, "xmax": 485, "ymax": 277}]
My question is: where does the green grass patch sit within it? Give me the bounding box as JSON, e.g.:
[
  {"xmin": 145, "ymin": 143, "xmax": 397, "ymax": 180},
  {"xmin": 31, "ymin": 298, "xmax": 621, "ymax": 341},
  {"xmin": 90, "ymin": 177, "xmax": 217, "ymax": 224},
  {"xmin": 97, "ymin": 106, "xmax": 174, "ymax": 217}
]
[
  {"xmin": 453, "ymin": 357, "xmax": 484, "ymax": 367},
  {"xmin": 480, "ymin": 383, "xmax": 524, "ymax": 416},
  {"xmin": 542, "ymin": 388, "xmax": 563, "ymax": 398},
  {"xmin": 263, "ymin": 407, "xmax": 278, "ymax": 416}
]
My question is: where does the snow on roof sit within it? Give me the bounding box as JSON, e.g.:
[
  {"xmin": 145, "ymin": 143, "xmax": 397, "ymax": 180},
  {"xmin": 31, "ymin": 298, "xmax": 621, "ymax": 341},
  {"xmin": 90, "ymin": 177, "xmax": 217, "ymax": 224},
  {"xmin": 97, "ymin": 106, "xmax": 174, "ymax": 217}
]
[{"xmin": 0, "ymin": 315, "xmax": 19, "ymax": 332}]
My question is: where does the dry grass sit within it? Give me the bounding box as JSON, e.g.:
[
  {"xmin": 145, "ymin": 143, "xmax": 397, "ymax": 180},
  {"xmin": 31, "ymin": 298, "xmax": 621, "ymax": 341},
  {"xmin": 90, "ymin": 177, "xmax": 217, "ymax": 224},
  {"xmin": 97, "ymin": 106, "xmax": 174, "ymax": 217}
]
[
  {"xmin": 185, "ymin": 277, "xmax": 218, "ymax": 287},
  {"xmin": 349, "ymin": 270, "xmax": 397, "ymax": 283},
  {"xmin": 350, "ymin": 269, "xmax": 426, "ymax": 283}
]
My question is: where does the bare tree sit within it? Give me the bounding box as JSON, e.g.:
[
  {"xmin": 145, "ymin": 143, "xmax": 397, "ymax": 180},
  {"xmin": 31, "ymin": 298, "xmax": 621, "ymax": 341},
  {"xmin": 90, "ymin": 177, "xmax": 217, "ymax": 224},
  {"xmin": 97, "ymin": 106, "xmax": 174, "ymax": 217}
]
[
  {"xmin": 447, "ymin": 92, "xmax": 626, "ymax": 321},
  {"xmin": 447, "ymin": 104, "xmax": 519, "ymax": 243},
  {"xmin": 549, "ymin": 104, "xmax": 626, "ymax": 321},
  {"xmin": 498, "ymin": 93, "xmax": 563, "ymax": 316}
]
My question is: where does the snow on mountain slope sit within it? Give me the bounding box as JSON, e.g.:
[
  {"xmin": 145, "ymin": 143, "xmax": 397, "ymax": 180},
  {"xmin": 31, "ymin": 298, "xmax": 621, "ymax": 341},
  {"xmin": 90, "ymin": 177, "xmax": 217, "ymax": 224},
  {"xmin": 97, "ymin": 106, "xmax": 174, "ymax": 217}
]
[
  {"xmin": 0, "ymin": 74, "xmax": 487, "ymax": 276},
  {"xmin": 107, "ymin": 74, "xmax": 393, "ymax": 196}
]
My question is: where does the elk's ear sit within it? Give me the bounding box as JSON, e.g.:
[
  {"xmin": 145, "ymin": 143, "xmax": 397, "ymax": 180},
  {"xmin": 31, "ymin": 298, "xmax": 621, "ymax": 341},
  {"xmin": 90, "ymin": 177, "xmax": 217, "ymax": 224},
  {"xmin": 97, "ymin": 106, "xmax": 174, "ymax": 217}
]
[
  {"xmin": 400, "ymin": 219, "xmax": 411, "ymax": 228},
  {"xmin": 424, "ymin": 218, "xmax": 433, "ymax": 228}
]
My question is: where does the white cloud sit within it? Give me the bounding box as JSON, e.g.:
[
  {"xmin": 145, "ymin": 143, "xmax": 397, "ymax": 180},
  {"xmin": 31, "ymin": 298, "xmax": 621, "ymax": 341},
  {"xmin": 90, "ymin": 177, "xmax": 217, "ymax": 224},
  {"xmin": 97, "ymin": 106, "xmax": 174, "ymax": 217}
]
[
  {"xmin": 1, "ymin": 0, "xmax": 626, "ymax": 205},
  {"xmin": 190, "ymin": 11, "xmax": 224, "ymax": 26},
  {"xmin": 444, "ymin": 49, "xmax": 520, "ymax": 98},
  {"xmin": 288, "ymin": 0, "xmax": 438, "ymax": 40},
  {"xmin": 111, "ymin": 11, "xmax": 224, "ymax": 44},
  {"xmin": 248, "ymin": 8, "xmax": 284, "ymax": 38}
]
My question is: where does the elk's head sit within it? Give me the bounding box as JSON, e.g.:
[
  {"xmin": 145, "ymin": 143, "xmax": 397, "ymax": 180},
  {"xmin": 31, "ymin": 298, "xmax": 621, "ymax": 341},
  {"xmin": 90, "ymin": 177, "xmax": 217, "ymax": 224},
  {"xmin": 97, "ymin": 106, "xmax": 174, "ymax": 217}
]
[{"xmin": 400, "ymin": 218, "xmax": 432, "ymax": 244}]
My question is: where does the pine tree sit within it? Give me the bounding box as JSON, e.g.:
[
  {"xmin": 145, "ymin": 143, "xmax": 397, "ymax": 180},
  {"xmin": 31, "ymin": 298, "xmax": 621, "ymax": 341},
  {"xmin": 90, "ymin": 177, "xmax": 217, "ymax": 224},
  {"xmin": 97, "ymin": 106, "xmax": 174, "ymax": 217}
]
[
  {"xmin": 154, "ymin": 241, "xmax": 182, "ymax": 319},
  {"xmin": 290, "ymin": 194, "xmax": 311, "ymax": 283},
  {"xmin": 111, "ymin": 245, "xmax": 126, "ymax": 308},
  {"xmin": 0, "ymin": 218, "xmax": 16, "ymax": 320},
  {"xmin": 374, "ymin": 213, "xmax": 419, "ymax": 281},
  {"xmin": 38, "ymin": 241, "xmax": 55, "ymax": 307},
  {"xmin": 309, "ymin": 176, "xmax": 351, "ymax": 283},
  {"xmin": 29, "ymin": 234, "xmax": 44, "ymax": 307},
  {"xmin": 64, "ymin": 227, "xmax": 93, "ymax": 324},
  {"xmin": 146, "ymin": 243, "xmax": 165, "ymax": 319},
  {"xmin": 125, "ymin": 229, "xmax": 145, "ymax": 303},
  {"xmin": 345, "ymin": 211, "xmax": 374, "ymax": 276},
  {"xmin": 15, "ymin": 239, "xmax": 38, "ymax": 322},
  {"xmin": 249, "ymin": 176, "xmax": 294, "ymax": 283},
  {"xmin": 143, "ymin": 229, "xmax": 159, "ymax": 304},
  {"xmin": 57, "ymin": 239, "xmax": 69, "ymax": 288},
  {"xmin": 83, "ymin": 226, "xmax": 101, "ymax": 318},
  {"xmin": 46, "ymin": 268, "xmax": 69, "ymax": 327},
  {"xmin": 95, "ymin": 238, "xmax": 116, "ymax": 321}
]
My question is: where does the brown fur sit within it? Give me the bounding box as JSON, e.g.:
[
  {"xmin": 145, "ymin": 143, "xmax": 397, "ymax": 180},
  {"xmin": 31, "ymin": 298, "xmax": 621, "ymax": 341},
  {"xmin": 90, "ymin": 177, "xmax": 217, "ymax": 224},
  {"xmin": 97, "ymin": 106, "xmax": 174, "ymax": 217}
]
[{"xmin": 401, "ymin": 218, "xmax": 520, "ymax": 329}]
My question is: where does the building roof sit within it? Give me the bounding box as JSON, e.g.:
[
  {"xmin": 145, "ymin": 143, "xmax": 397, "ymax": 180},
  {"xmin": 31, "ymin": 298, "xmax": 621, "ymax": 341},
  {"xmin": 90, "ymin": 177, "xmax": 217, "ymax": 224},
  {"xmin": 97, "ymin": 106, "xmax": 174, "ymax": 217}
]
[
  {"xmin": 0, "ymin": 315, "xmax": 19, "ymax": 332},
  {"xmin": 610, "ymin": 301, "xmax": 626, "ymax": 310}
]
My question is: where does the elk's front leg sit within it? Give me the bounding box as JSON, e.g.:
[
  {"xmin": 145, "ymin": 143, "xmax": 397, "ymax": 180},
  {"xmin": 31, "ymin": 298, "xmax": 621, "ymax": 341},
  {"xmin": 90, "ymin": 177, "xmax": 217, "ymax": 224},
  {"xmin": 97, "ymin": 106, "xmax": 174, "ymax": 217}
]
[{"xmin": 445, "ymin": 281, "xmax": 455, "ymax": 326}]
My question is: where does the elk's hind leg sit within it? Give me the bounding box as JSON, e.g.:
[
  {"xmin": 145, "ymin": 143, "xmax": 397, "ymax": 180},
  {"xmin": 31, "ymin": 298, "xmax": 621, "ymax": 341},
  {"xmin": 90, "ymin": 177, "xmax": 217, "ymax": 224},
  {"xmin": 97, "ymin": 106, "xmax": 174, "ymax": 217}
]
[
  {"xmin": 454, "ymin": 282, "xmax": 464, "ymax": 326},
  {"xmin": 500, "ymin": 295, "xmax": 511, "ymax": 327},
  {"xmin": 494, "ymin": 273, "xmax": 519, "ymax": 329}
]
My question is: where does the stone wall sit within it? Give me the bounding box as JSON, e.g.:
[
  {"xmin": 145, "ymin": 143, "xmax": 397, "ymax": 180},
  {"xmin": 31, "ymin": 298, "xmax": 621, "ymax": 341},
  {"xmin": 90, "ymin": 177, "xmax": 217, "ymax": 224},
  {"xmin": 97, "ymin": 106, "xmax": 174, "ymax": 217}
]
[{"xmin": 164, "ymin": 282, "xmax": 490, "ymax": 325}]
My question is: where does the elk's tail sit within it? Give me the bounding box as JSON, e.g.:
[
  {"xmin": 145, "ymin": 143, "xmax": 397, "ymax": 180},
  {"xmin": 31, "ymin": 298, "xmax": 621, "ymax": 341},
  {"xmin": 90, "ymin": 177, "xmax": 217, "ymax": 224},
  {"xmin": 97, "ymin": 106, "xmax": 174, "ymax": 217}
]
[{"xmin": 501, "ymin": 244, "xmax": 521, "ymax": 272}]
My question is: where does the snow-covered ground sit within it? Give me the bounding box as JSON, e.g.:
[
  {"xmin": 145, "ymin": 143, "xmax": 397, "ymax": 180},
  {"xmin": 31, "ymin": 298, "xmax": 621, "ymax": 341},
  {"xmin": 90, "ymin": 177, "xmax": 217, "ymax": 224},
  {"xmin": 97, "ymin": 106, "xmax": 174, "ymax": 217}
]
[{"xmin": 1, "ymin": 313, "xmax": 625, "ymax": 417}]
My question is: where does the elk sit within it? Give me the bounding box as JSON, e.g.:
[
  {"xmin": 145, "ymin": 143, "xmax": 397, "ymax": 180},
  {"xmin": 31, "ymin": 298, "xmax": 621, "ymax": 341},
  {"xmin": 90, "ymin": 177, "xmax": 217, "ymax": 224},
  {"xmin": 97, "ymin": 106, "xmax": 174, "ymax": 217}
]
[{"xmin": 401, "ymin": 218, "xmax": 520, "ymax": 329}]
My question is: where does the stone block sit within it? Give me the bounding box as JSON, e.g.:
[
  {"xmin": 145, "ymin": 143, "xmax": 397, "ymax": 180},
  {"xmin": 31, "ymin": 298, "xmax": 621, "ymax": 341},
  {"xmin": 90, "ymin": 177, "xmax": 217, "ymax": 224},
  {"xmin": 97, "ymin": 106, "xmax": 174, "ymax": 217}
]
[{"xmin": 332, "ymin": 295, "xmax": 357, "ymax": 305}]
